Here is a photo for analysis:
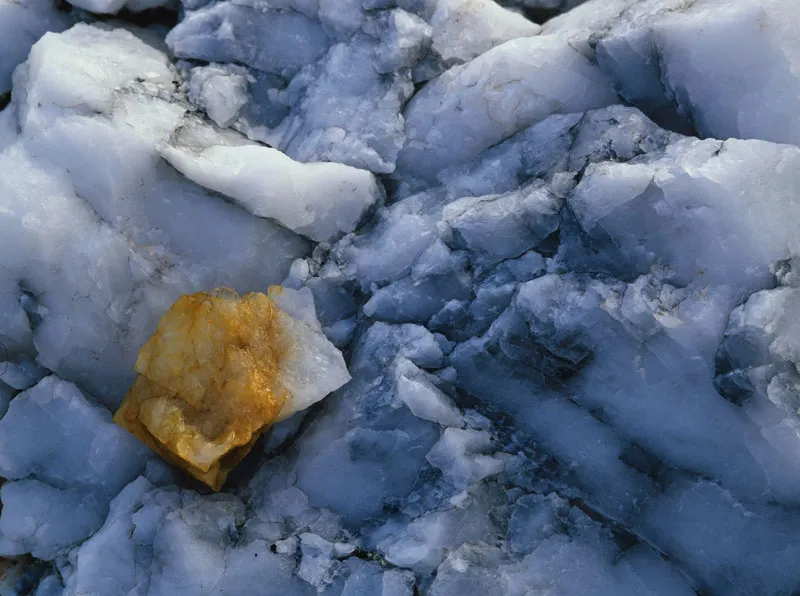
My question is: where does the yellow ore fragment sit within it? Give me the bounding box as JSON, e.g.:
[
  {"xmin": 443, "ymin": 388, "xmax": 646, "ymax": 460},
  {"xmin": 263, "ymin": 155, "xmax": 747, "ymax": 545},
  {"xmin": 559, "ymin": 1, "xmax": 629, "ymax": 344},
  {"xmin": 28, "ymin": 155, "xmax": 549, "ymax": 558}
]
[{"xmin": 114, "ymin": 287, "xmax": 294, "ymax": 490}]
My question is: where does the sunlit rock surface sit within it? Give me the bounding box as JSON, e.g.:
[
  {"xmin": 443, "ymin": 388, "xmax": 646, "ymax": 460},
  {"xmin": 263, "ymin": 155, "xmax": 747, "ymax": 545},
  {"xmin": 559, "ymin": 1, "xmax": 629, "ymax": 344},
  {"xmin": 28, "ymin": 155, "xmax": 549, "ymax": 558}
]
[
  {"xmin": 3, "ymin": 0, "xmax": 800, "ymax": 594},
  {"xmin": 115, "ymin": 287, "xmax": 350, "ymax": 490},
  {"xmin": 160, "ymin": 124, "xmax": 383, "ymax": 242}
]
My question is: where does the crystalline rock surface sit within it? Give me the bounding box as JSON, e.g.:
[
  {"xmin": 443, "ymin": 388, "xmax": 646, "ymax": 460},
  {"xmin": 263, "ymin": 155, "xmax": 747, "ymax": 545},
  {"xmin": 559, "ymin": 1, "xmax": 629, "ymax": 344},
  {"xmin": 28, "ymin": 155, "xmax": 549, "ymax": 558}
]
[{"xmin": 2, "ymin": 0, "xmax": 800, "ymax": 594}]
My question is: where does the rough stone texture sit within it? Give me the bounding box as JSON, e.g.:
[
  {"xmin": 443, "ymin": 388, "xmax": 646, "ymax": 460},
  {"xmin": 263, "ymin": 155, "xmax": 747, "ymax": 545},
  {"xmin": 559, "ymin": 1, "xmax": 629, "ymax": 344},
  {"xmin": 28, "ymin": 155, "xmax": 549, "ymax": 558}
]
[{"xmin": 4, "ymin": 0, "xmax": 800, "ymax": 594}]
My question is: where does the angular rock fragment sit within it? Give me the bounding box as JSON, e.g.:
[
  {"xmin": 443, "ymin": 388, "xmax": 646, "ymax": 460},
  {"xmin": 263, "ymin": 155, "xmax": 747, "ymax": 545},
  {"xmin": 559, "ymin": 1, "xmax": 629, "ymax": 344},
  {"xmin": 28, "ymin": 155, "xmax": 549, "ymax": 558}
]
[
  {"xmin": 430, "ymin": 0, "xmax": 540, "ymax": 64},
  {"xmin": 160, "ymin": 122, "xmax": 383, "ymax": 242},
  {"xmin": 114, "ymin": 286, "xmax": 349, "ymax": 490}
]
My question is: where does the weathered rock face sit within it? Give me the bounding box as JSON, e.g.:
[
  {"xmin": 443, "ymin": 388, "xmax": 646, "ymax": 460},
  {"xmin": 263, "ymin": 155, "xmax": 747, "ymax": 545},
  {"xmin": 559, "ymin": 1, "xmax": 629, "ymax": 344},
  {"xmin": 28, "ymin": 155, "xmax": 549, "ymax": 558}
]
[{"xmin": 115, "ymin": 287, "xmax": 350, "ymax": 490}]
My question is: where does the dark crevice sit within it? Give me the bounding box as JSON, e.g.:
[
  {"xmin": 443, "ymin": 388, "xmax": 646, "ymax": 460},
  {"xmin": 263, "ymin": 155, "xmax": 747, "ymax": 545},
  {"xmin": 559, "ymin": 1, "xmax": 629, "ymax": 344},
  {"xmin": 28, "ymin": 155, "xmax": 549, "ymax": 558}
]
[
  {"xmin": 1, "ymin": 556, "xmax": 57, "ymax": 596},
  {"xmin": 88, "ymin": 6, "xmax": 179, "ymax": 28},
  {"xmin": 18, "ymin": 286, "xmax": 44, "ymax": 333},
  {"xmin": 219, "ymin": 432, "xmax": 272, "ymax": 492},
  {"xmin": 645, "ymin": 104, "xmax": 699, "ymax": 137},
  {"xmin": 647, "ymin": 45, "xmax": 700, "ymax": 137},
  {"xmin": 348, "ymin": 547, "xmax": 394, "ymax": 567},
  {"xmin": 0, "ymin": 92, "xmax": 10, "ymax": 112},
  {"xmin": 224, "ymin": 405, "xmax": 321, "ymax": 492},
  {"xmin": 535, "ymin": 229, "xmax": 561, "ymax": 258},
  {"xmin": 517, "ymin": 6, "xmax": 563, "ymax": 24}
]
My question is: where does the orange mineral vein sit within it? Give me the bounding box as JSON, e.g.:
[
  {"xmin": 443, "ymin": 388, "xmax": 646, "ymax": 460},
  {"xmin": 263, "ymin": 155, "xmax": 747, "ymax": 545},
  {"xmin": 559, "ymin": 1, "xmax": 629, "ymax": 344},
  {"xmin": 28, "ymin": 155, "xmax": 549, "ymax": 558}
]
[{"xmin": 114, "ymin": 286, "xmax": 350, "ymax": 490}]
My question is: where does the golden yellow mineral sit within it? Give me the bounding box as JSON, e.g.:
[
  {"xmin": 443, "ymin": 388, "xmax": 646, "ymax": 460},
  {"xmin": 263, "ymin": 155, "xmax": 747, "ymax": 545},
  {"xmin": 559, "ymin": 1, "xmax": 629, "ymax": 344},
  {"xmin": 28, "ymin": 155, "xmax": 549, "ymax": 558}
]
[{"xmin": 114, "ymin": 286, "xmax": 350, "ymax": 490}]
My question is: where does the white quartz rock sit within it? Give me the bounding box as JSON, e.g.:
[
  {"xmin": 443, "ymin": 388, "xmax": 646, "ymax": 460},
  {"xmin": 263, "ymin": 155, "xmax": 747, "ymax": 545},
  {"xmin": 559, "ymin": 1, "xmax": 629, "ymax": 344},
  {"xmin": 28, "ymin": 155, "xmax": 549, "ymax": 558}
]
[
  {"xmin": 568, "ymin": 138, "xmax": 800, "ymax": 291},
  {"xmin": 394, "ymin": 357, "xmax": 463, "ymax": 427},
  {"xmin": 0, "ymin": 106, "xmax": 15, "ymax": 154},
  {"xmin": 436, "ymin": 104, "xmax": 673, "ymax": 201},
  {"xmin": 0, "ymin": 24, "xmax": 308, "ymax": 405},
  {"xmin": 506, "ymin": 493, "xmax": 568, "ymax": 556},
  {"xmin": 63, "ymin": 477, "xmax": 310, "ymax": 596},
  {"xmin": 16, "ymin": 23, "xmax": 177, "ymax": 137},
  {"xmin": 9, "ymin": 3, "xmax": 800, "ymax": 594},
  {"xmin": 396, "ymin": 35, "xmax": 618, "ymax": 182},
  {"xmin": 547, "ymin": 0, "xmax": 800, "ymax": 146},
  {"xmin": 269, "ymin": 287, "xmax": 352, "ymax": 421},
  {"xmin": 190, "ymin": 8, "xmax": 432, "ymax": 175},
  {"xmin": 287, "ymin": 323, "xmax": 443, "ymax": 523},
  {"xmin": 430, "ymin": 0, "xmax": 540, "ymax": 63},
  {"xmin": 376, "ymin": 490, "xmax": 499, "ymax": 573},
  {"xmin": 333, "ymin": 201, "xmax": 441, "ymax": 287},
  {"xmin": 648, "ymin": 0, "xmax": 800, "ymax": 145},
  {"xmin": 340, "ymin": 563, "xmax": 415, "ymax": 596},
  {"xmin": 639, "ymin": 479, "xmax": 800, "ymax": 595},
  {"xmin": 160, "ymin": 125, "xmax": 383, "ymax": 242},
  {"xmin": 719, "ymin": 287, "xmax": 800, "ymax": 374},
  {"xmin": 187, "ymin": 63, "xmax": 252, "ymax": 127},
  {"xmin": 543, "ymin": 0, "xmax": 656, "ymax": 36},
  {"xmin": 208, "ymin": 541, "xmax": 313, "ymax": 595},
  {"xmin": 297, "ymin": 533, "xmax": 342, "ymax": 590},
  {"xmin": 146, "ymin": 493, "xmax": 247, "ymax": 595},
  {"xmin": 426, "ymin": 428, "xmax": 505, "ymax": 487}
]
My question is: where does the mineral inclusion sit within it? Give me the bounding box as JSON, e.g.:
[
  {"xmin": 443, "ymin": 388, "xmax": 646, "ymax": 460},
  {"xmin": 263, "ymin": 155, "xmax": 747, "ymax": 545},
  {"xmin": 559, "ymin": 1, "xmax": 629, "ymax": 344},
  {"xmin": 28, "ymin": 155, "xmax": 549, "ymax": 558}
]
[{"xmin": 114, "ymin": 287, "xmax": 349, "ymax": 490}]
